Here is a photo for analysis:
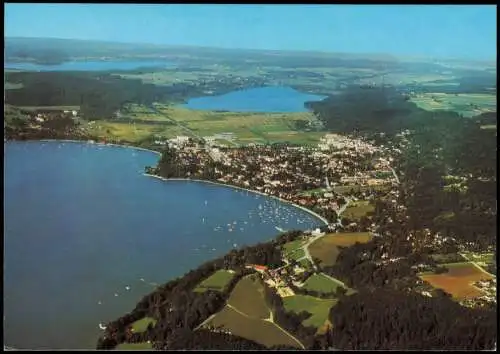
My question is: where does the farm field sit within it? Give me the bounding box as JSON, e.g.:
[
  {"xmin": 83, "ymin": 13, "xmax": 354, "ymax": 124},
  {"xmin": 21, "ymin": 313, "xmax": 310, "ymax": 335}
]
[
  {"xmin": 205, "ymin": 305, "xmax": 303, "ymax": 349},
  {"xmin": 342, "ymin": 200, "xmax": 375, "ymax": 220},
  {"xmin": 309, "ymin": 232, "xmax": 373, "ymax": 267},
  {"xmin": 302, "ymin": 273, "xmax": 346, "ymax": 295},
  {"xmin": 227, "ymin": 275, "xmax": 269, "ymax": 319},
  {"xmin": 410, "ymin": 93, "xmax": 496, "ymax": 118},
  {"xmin": 130, "ymin": 317, "xmax": 157, "ymax": 333},
  {"xmin": 282, "ymin": 240, "xmax": 306, "ymax": 261},
  {"xmin": 85, "ymin": 104, "xmax": 325, "ymax": 145},
  {"xmin": 115, "ymin": 342, "xmax": 153, "ymax": 350},
  {"xmin": 84, "ymin": 121, "xmax": 188, "ymax": 142},
  {"xmin": 194, "ymin": 269, "xmax": 236, "ymax": 293},
  {"xmin": 419, "ymin": 262, "xmax": 494, "ymax": 300},
  {"xmin": 283, "ymin": 295, "xmax": 338, "ymax": 329}
]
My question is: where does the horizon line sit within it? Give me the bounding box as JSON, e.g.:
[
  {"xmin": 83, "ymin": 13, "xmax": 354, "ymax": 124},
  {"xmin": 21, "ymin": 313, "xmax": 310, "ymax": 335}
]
[{"xmin": 5, "ymin": 35, "xmax": 497, "ymax": 63}]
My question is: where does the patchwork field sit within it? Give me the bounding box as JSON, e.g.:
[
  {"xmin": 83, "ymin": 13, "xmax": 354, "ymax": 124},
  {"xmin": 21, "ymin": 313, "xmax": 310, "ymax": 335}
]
[
  {"xmin": 130, "ymin": 317, "xmax": 157, "ymax": 333},
  {"xmin": 115, "ymin": 342, "xmax": 153, "ymax": 350},
  {"xmin": 419, "ymin": 262, "xmax": 494, "ymax": 300},
  {"xmin": 227, "ymin": 275, "xmax": 269, "ymax": 319},
  {"xmin": 309, "ymin": 232, "xmax": 373, "ymax": 267},
  {"xmin": 283, "ymin": 295, "xmax": 338, "ymax": 329},
  {"xmin": 194, "ymin": 269, "xmax": 236, "ymax": 293},
  {"xmin": 85, "ymin": 104, "xmax": 325, "ymax": 145},
  {"xmin": 410, "ymin": 93, "xmax": 496, "ymax": 118},
  {"xmin": 205, "ymin": 305, "xmax": 303, "ymax": 349},
  {"xmin": 85, "ymin": 121, "xmax": 188, "ymax": 142},
  {"xmin": 342, "ymin": 200, "xmax": 375, "ymax": 220},
  {"xmin": 204, "ymin": 274, "xmax": 304, "ymax": 349},
  {"xmin": 302, "ymin": 273, "xmax": 346, "ymax": 295}
]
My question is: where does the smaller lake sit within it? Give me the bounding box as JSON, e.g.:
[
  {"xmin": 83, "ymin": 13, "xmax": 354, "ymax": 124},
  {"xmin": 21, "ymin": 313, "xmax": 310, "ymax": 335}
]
[
  {"xmin": 182, "ymin": 86, "xmax": 327, "ymax": 113},
  {"xmin": 4, "ymin": 60, "xmax": 175, "ymax": 72}
]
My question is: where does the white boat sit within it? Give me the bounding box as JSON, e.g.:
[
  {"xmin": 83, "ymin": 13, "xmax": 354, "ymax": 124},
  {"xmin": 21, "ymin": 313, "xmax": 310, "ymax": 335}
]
[
  {"xmin": 99, "ymin": 323, "xmax": 107, "ymax": 330},
  {"xmin": 275, "ymin": 226, "xmax": 286, "ymax": 233},
  {"xmin": 125, "ymin": 286, "xmax": 130, "ymax": 291}
]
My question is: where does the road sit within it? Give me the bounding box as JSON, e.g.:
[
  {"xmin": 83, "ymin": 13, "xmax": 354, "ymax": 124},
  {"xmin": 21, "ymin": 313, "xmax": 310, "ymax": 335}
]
[
  {"xmin": 147, "ymin": 104, "xmax": 205, "ymax": 142},
  {"xmin": 389, "ymin": 166, "xmax": 400, "ymax": 184},
  {"xmin": 301, "ymin": 197, "xmax": 352, "ymax": 270}
]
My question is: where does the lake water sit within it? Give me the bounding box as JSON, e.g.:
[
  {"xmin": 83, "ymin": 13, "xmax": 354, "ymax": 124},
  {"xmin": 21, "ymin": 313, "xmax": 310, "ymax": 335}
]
[
  {"xmin": 4, "ymin": 141, "xmax": 324, "ymax": 349},
  {"xmin": 182, "ymin": 86, "xmax": 327, "ymax": 112},
  {"xmin": 4, "ymin": 60, "xmax": 174, "ymax": 72}
]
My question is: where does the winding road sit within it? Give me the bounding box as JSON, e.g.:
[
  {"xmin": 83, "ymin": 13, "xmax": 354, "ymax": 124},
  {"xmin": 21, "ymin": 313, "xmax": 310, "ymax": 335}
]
[{"xmin": 301, "ymin": 197, "xmax": 352, "ymax": 270}]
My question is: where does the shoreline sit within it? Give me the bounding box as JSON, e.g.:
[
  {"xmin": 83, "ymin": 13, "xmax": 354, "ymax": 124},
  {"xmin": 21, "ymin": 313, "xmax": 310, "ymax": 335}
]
[
  {"xmin": 31, "ymin": 139, "xmax": 162, "ymax": 156},
  {"xmin": 144, "ymin": 174, "xmax": 329, "ymax": 226}
]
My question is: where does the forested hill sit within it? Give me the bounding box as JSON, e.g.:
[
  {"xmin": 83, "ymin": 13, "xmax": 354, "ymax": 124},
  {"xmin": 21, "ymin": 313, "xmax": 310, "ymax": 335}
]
[{"xmin": 4, "ymin": 72, "xmax": 192, "ymax": 119}]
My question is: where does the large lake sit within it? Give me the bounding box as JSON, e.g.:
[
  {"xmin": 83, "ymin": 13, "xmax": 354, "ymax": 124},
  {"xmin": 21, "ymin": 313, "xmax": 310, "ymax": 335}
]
[
  {"xmin": 4, "ymin": 60, "xmax": 174, "ymax": 72},
  {"xmin": 4, "ymin": 141, "xmax": 324, "ymax": 349},
  {"xmin": 182, "ymin": 86, "xmax": 327, "ymax": 112}
]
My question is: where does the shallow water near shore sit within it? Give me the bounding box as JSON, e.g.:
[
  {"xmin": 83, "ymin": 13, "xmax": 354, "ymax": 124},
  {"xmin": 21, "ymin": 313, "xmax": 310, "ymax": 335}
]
[{"xmin": 4, "ymin": 140, "xmax": 324, "ymax": 349}]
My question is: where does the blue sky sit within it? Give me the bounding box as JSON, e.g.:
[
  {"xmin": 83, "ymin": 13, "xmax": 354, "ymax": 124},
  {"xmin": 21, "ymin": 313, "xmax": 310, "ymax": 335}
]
[{"xmin": 4, "ymin": 4, "xmax": 497, "ymax": 60}]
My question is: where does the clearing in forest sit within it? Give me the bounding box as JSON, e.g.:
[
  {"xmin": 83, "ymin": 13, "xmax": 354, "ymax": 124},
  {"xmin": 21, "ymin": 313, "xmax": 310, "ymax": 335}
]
[
  {"xmin": 193, "ymin": 269, "xmax": 236, "ymax": 293},
  {"xmin": 419, "ymin": 262, "xmax": 494, "ymax": 300},
  {"xmin": 130, "ymin": 317, "xmax": 157, "ymax": 333},
  {"xmin": 283, "ymin": 294, "xmax": 338, "ymax": 329},
  {"xmin": 309, "ymin": 232, "xmax": 373, "ymax": 267},
  {"xmin": 342, "ymin": 200, "xmax": 375, "ymax": 220}
]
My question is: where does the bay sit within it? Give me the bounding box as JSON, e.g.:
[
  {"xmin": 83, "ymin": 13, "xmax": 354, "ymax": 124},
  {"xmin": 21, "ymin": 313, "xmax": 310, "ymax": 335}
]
[{"xmin": 3, "ymin": 141, "xmax": 324, "ymax": 349}]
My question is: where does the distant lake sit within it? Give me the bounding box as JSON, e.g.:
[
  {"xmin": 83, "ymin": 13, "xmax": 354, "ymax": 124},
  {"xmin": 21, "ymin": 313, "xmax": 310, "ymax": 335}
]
[
  {"xmin": 182, "ymin": 86, "xmax": 327, "ymax": 112},
  {"xmin": 4, "ymin": 60, "xmax": 174, "ymax": 72},
  {"xmin": 4, "ymin": 141, "xmax": 324, "ymax": 349}
]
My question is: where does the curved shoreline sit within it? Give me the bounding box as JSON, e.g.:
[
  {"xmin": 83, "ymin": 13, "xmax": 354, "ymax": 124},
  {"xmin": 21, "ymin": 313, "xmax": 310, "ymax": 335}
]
[
  {"xmin": 35, "ymin": 139, "xmax": 162, "ymax": 156},
  {"xmin": 144, "ymin": 174, "xmax": 329, "ymax": 226}
]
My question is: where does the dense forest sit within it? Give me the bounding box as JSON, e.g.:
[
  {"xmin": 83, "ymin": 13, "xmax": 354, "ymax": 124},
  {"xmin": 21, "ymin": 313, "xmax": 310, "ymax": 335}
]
[
  {"xmin": 317, "ymin": 288, "xmax": 497, "ymax": 350},
  {"xmin": 4, "ymin": 72, "xmax": 185, "ymax": 119}
]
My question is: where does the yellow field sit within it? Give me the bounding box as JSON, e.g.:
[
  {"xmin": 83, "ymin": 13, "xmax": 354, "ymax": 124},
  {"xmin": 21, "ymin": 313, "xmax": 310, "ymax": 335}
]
[{"xmin": 309, "ymin": 232, "xmax": 373, "ymax": 267}]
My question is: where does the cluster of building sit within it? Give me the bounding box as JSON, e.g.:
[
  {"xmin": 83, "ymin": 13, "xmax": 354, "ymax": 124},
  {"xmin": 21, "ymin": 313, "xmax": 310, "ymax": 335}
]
[{"xmin": 160, "ymin": 134, "xmax": 398, "ymax": 223}]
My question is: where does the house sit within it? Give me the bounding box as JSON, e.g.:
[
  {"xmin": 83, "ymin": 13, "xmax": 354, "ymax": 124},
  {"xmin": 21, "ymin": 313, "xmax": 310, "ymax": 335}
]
[{"xmin": 245, "ymin": 264, "xmax": 268, "ymax": 273}]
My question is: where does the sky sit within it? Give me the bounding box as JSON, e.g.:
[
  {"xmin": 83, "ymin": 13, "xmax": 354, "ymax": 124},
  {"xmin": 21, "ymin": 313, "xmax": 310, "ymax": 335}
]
[{"xmin": 4, "ymin": 4, "xmax": 497, "ymax": 60}]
